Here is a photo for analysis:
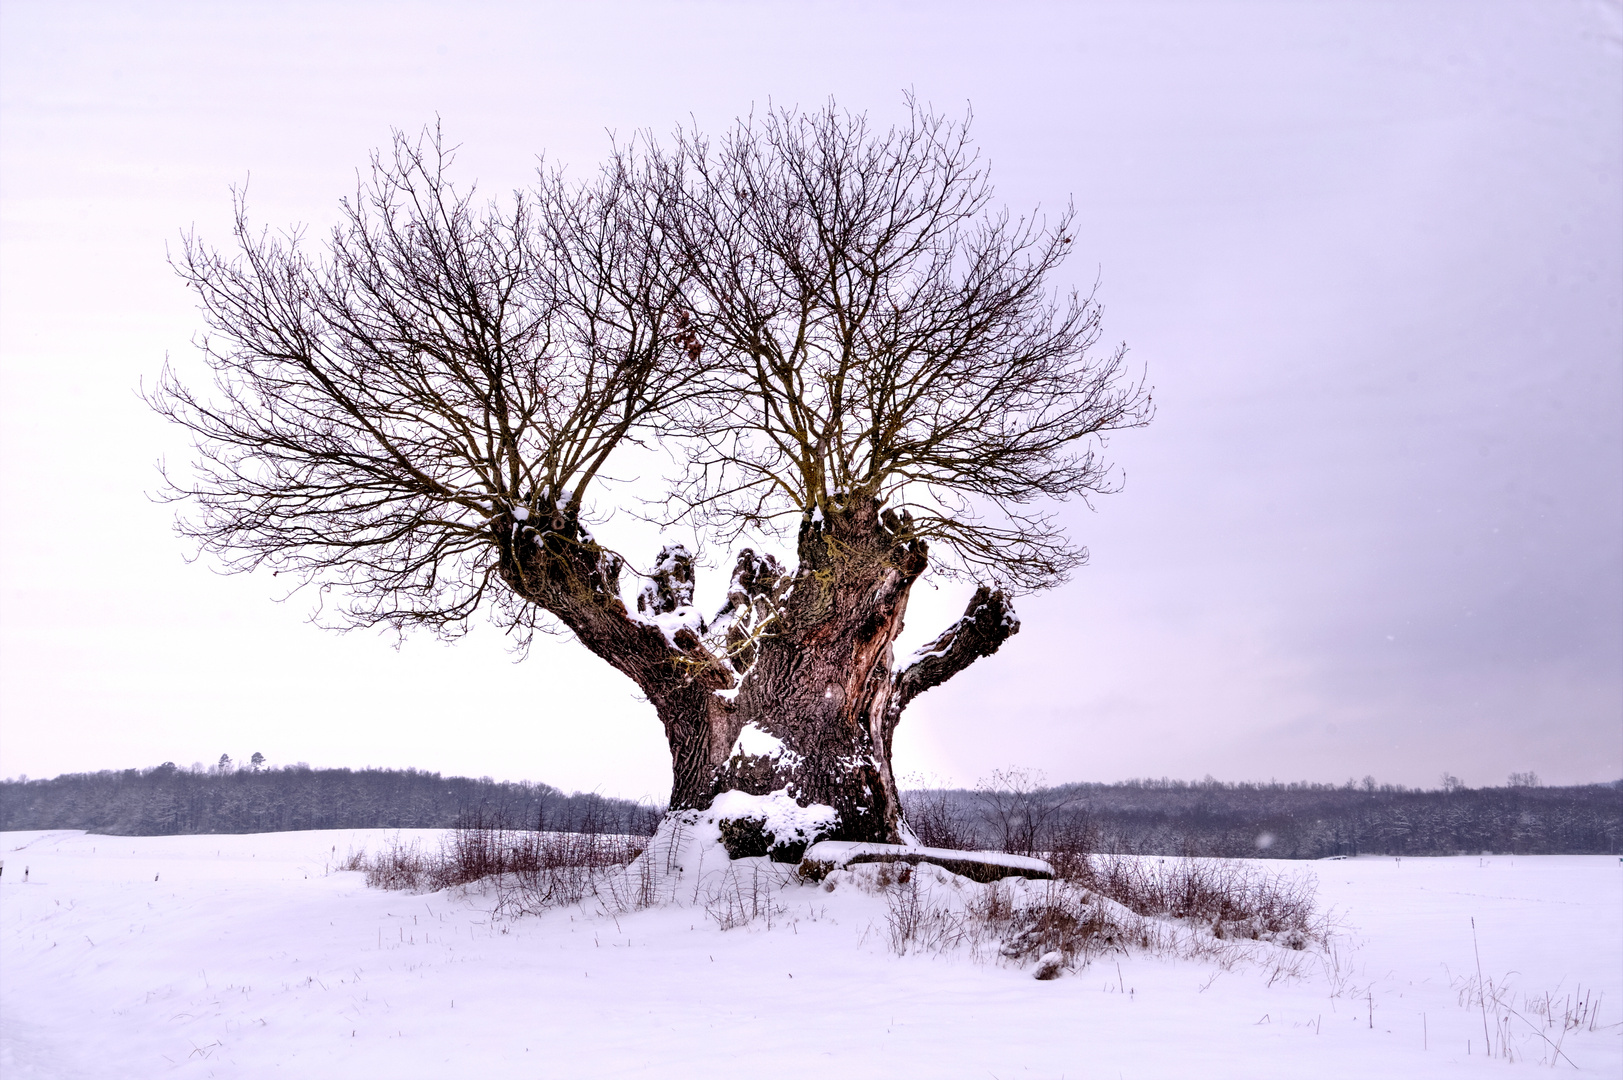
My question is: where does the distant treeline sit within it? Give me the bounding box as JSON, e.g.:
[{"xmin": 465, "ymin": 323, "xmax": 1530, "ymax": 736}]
[
  {"xmin": 0, "ymin": 763, "xmax": 662, "ymax": 837},
  {"xmin": 4, "ymin": 766, "xmax": 1619, "ymax": 856},
  {"xmin": 904, "ymin": 776, "xmax": 1623, "ymax": 858}
]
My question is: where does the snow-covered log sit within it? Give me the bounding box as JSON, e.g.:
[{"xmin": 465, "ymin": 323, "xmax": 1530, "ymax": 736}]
[{"xmin": 800, "ymin": 840, "xmax": 1054, "ymax": 884}]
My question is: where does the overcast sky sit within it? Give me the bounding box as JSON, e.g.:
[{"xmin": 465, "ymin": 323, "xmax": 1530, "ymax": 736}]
[{"xmin": 1, "ymin": 1, "xmax": 1618, "ymax": 800}]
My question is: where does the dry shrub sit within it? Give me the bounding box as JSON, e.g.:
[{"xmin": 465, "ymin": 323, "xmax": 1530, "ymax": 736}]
[
  {"xmin": 901, "ymin": 787, "xmax": 974, "ymax": 850},
  {"xmin": 337, "ymin": 847, "xmax": 371, "ymax": 873},
  {"xmin": 702, "ymin": 863, "xmax": 794, "ymax": 930},
  {"xmin": 994, "ymin": 885, "xmax": 1122, "ymax": 965},
  {"xmin": 489, "ymin": 827, "xmax": 647, "ymax": 915},
  {"xmin": 356, "ymin": 837, "xmax": 438, "ymax": 891},
  {"xmin": 871, "ymin": 865, "xmax": 1122, "ymax": 969},
  {"xmin": 1063, "ymin": 852, "xmax": 1322, "ymax": 948},
  {"xmin": 881, "ymin": 864, "xmax": 976, "ymax": 955},
  {"xmin": 347, "ymin": 806, "xmax": 647, "ymax": 912},
  {"xmin": 1043, "ymin": 815, "xmax": 1100, "ymax": 880},
  {"xmin": 868, "ymin": 850, "xmax": 1329, "ymax": 979}
]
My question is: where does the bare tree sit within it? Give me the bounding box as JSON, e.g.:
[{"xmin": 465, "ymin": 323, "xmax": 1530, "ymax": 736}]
[{"xmin": 152, "ymin": 102, "xmax": 1151, "ymax": 843}]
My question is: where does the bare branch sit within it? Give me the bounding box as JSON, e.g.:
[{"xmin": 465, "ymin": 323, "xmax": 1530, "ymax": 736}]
[
  {"xmin": 892, "ymin": 586, "xmax": 1021, "ymax": 719},
  {"xmin": 645, "ymin": 96, "xmax": 1151, "ymax": 591}
]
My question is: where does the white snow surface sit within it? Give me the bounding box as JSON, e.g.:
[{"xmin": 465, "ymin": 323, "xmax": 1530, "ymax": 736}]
[{"xmin": 1, "ymin": 830, "xmax": 1618, "ymax": 1078}]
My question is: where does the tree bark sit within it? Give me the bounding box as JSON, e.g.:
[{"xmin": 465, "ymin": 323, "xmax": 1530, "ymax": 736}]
[
  {"xmin": 717, "ymin": 496, "xmax": 915, "ymax": 840},
  {"xmin": 494, "ymin": 508, "xmax": 742, "ymax": 811},
  {"xmin": 731, "ymin": 501, "xmax": 1021, "ymax": 841},
  {"xmin": 496, "ymin": 498, "xmax": 1019, "ymax": 840}
]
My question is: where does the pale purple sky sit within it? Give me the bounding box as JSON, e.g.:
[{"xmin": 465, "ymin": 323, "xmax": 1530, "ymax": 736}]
[{"xmin": 2, "ymin": 1, "xmax": 1619, "ymax": 800}]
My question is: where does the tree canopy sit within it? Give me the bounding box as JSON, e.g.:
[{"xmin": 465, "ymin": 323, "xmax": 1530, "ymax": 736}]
[{"xmin": 153, "ymin": 99, "xmax": 1152, "ymax": 837}]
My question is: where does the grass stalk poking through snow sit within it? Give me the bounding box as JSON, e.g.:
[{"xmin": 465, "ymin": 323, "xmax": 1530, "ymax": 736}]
[{"xmin": 343, "ymin": 806, "xmax": 646, "ymax": 913}]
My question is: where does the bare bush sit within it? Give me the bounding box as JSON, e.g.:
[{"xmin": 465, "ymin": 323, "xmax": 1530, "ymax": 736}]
[
  {"xmin": 974, "ymin": 769, "xmax": 1071, "ymax": 857},
  {"xmin": 1044, "ymin": 811, "xmax": 1101, "ymax": 879},
  {"xmin": 355, "ymin": 836, "xmax": 440, "ymax": 891},
  {"xmin": 702, "ymin": 863, "xmax": 792, "ymax": 930},
  {"xmin": 864, "ymin": 863, "xmax": 1128, "ymax": 971},
  {"xmin": 880, "ymin": 863, "xmax": 974, "ymax": 955},
  {"xmin": 491, "ymin": 830, "xmax": 647, "ymax": 915},
  {"xmin": 963, "ymin": 776, "xmax": 1334, "ymax": 954},
  {"xmin": 994, "ymin": 884, "xmax": 1123, "ymax": 966},
  {"xmin": 1064, "ymin": 853, "xmax": 1322, "ymax": 948},
  {"xmin": 346, "ymin": 807, "xmax": 646, "ymax": 913},
  {"xmin": 900, "ymin": 785, "xmax": 974, "ymax": 849}
]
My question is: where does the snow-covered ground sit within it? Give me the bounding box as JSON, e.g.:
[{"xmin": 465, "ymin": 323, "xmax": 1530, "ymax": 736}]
[{"xmin": 1, "ymin": 829, "xmax": 1617, "ymax": 1078}]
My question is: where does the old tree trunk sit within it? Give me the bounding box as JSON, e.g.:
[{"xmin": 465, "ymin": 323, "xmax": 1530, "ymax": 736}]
[{"xmin": 496, "ymin": 494, "xmax": 1018, "ymax": 843}]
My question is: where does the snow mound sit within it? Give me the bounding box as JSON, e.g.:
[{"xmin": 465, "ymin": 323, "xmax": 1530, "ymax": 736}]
[
  {"xmin": 708, "ymin": 789, "xmax": 837, "ymax": 862},
  {"xmin": 5, "ymin": 832, "xmax": 1618, "ymax": 1077},
  {"xmin": 708, "ymin": 790, "xmax": 836, "ymax": 841},
  {"xmin": 596, "ymin": 789, "xmax": 838, "ymax": 905}
]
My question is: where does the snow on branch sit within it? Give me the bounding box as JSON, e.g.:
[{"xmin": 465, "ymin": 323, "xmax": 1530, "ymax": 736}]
[{"xmin": 893, "ymin": 586, "xmax": 1020, "ymax": 714}]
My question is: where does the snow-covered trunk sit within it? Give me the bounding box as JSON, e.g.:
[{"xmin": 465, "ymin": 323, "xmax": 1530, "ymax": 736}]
[
  {"xmin": 496, "ymin": 501, "xmax": 1018, "ymax": 839},
  {"xmin": 728, "ymin": 496, "xmax": 927, "ymax": 843}
]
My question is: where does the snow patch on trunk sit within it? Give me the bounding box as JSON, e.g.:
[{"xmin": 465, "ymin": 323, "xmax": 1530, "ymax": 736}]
[
  {"xmin": 630, "ymin": 606, "xmax": 705, "ymax": 648},
  {"xmin": 729, "ymin": 723, "xmax": 784, "ymax": 759}
]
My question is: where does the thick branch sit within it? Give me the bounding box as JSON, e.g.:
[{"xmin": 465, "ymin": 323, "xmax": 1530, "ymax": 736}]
[
  {"xmin": 891, "ymin": 585, "xmax": 1019, "ymax": 719},
  {"xmin": 498, "ymin": 516, "xmax": 732, "ymax": 699}
]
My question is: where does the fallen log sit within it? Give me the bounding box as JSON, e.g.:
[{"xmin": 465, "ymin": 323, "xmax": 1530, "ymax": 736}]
[{"xmin": 800, "ymin": 841, "xmax": 1054, "ymax": 883}]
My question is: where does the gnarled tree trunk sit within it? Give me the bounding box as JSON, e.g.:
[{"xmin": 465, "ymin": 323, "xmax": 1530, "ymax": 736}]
[
  {"xmin": 724, "ymin": 494, "xmax": 928, "ymax": 841},
  {"xmin": 493, "ymin": 506, "xmax": 744, "ymax": 814},
  {"xmin": 497, "ymin": 496, "xmax": 1019, "ymax": 843}
]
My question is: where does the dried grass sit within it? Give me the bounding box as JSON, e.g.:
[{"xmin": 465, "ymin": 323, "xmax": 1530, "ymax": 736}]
[
  {"xmin": 701, "ymin": 862, "xmax": 794, "ymax": 930},
  {"xmin": 348, "ymin": 802, "xmax": 1334, "ymax": 988},
  {"xmin": 1058, "ymin": 851, "xmax": 1324, "ymax": 949},
  {"xmin": 1451, "ymin": 970, "xmax": 1612, "ymax": 1067},
  {"xmin": 863, "ymin": 852, "xmax": 1329, "ymax": 982},
  {"xmin": 346, "ymin": 806, "xmax": 646, "ymax": 914}
]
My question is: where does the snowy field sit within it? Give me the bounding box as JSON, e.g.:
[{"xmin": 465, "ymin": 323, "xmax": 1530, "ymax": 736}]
[{"xmin": 1, "ymin": 829, "xmax": 1617, "ymax": 1079}]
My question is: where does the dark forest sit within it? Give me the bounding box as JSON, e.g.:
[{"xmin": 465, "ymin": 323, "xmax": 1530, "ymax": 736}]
[
  {"xmin": 0, "ymin": 763, "xmax": 660, "ymax": 837},
  {"xmin": 3, "ymin": 765, "xmax": 1617, "ymax": 857},
  {"xmin": 904, "ymin": 776, "xmax": 1622, "ymax": 858}
]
